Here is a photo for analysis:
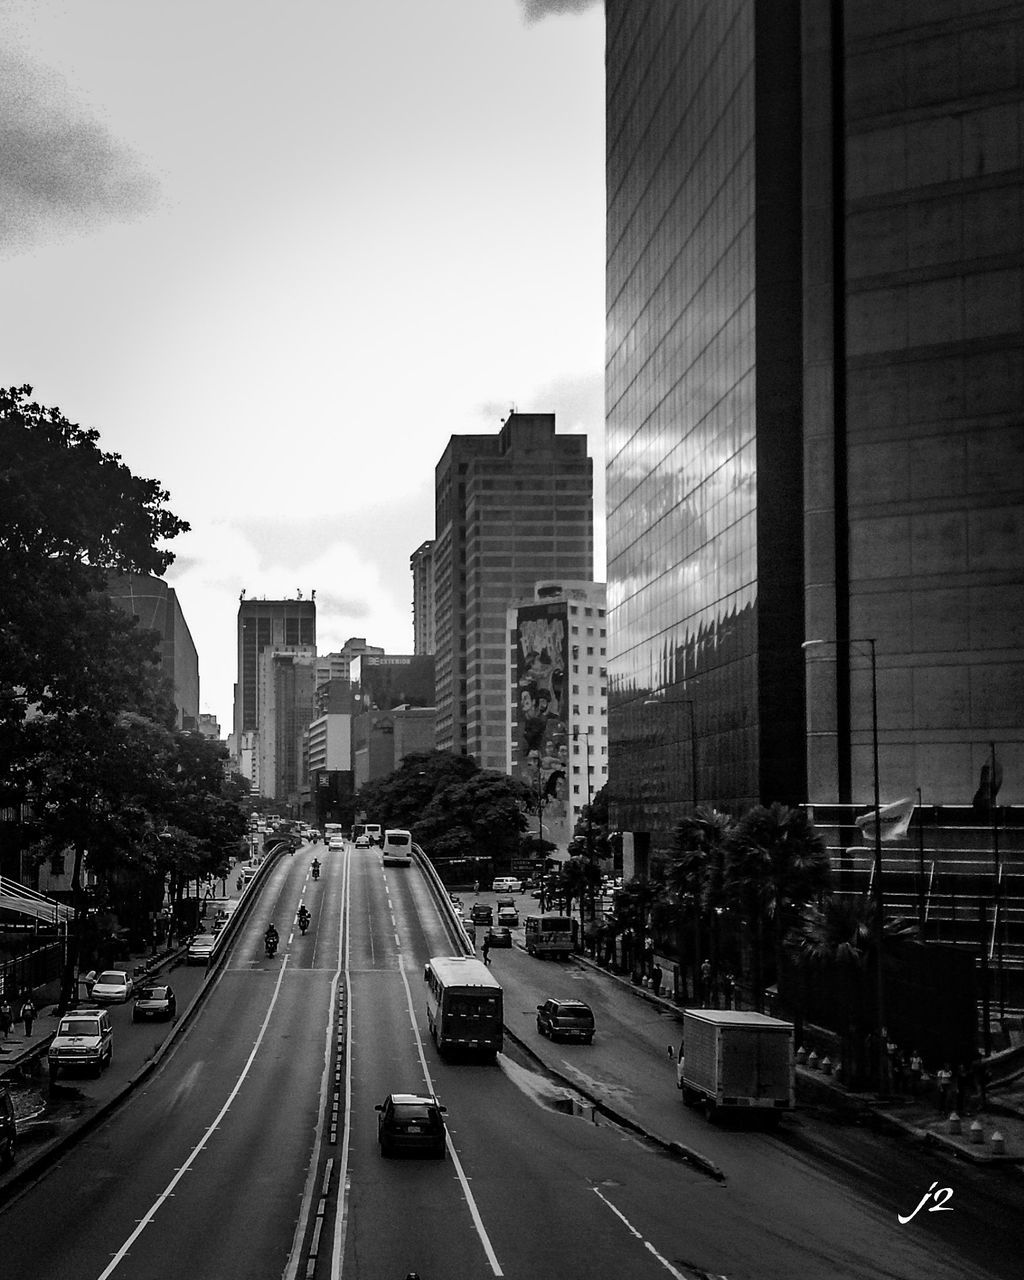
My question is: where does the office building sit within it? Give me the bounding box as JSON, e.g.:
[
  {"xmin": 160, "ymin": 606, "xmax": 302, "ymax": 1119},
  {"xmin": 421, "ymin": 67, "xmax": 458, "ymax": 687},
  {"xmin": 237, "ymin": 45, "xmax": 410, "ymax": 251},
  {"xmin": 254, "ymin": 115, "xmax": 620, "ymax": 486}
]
[
  {"xmin": 605, "ymin": 1, "xmax": 1024, "ymax": 859},
  {"xmin": 410, "ymin": 540, "xmax": 436, "ymax": 656},
  {"xmin": 351, "ymin": 653, "xmax": 435, "ymax": 713},
  {"xmin": 233, "ymin": 596, "xmax": 316, "ymax": 748},
  {"xmin": 257, "ymin": 646, "xmax": 316, "ymax": 807},
  {"xmin": 433, "ymin": 413, "xmax": 594, "ymax": 770},
  {"xmin": 106, "ymin": 572, "xmax": 199, "ymax": 730},
  {"xmin": 507, "ymin": 581, "xmax": 607, "ymax": 856}
]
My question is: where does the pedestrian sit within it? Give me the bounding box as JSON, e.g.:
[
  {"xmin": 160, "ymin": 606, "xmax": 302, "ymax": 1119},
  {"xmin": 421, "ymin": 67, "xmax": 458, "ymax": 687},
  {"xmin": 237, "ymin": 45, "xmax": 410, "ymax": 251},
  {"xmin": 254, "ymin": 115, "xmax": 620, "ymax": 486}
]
[
  {"xmin": 481, "ymin": 937, "xmax": 491, "ymax": 966},
  {"xmin": 473, "ymin": 880, "xmax": 480, "ymax": 895},
  {"xmin": 650, "ymin": 963, "xmax": 663, "ymax": 996},
  {"xmin": 908, "ymin": 1048, "xmax": 923, "ymax": 1095},
  {"xmin": 0, "ymin": 999, "xmax": 12, "ymax": 1040},
  {"xmin": 889, "ymin": 1044, "xmax": 906, "ymax": 1094},
  {"xmin": 700, "ymin": 957, "xmax": 711, "ymax": 1005},
  {"xmin": 20, "ymin": 996, "xmax": 36, "ymax": 1037},
  {"xmin": 722, "ymin": 971, "xmax": 735, "ymax": 1010},
  {"xmin": 936, "ymin": 1062, "xmax": 953, "ymax": 1113}
]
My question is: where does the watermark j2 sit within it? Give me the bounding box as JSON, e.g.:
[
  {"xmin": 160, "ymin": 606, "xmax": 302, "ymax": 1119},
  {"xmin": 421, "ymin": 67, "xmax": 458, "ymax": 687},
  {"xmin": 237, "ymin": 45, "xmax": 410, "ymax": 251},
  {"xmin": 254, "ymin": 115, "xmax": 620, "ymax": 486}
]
[{"xmin": 898, "ymin": 1181, "xmax": 954, "ymax": 1224}]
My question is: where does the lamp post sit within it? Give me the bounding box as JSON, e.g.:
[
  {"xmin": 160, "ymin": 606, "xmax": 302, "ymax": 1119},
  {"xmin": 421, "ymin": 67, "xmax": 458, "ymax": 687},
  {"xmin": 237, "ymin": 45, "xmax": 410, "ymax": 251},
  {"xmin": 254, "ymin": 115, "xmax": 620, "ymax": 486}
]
[{"xmin": 804, "ymin": 636, "xmax": 888, "ymax": 1093}]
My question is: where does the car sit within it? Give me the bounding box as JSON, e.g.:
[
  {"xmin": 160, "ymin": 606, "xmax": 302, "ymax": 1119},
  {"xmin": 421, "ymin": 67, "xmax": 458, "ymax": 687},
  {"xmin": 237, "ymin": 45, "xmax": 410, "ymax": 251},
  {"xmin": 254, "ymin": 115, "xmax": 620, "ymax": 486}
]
[
  {"xmin": 0, "ymin": 1085, "xmax": 15, "ymax": 1168},
  {"xmin": 496, "ymin": 906, "xmax": 519, "ymax": 927},
  {"xmin": 470, "ymin": 903, "xmax": 493, "ymax": 925},
  {"xmin": 492, "ymin": 877, "xmax": 522, "ymax": 893},
  {"xmin": 449, "ymin": 894, "xmax": 463, "ymax": 910},
  {"xmin": 329, "ymin": 836, "xmax": 345, "ymax": 851},
  {"xmin": 496, "ymin": 894, "xmax": 516, "ymax": 909},
  {"xmin": 132, "ymin": 984, "xmax": 176, "ymax": 1022},
  {"xmin": 48, "ymin": 1008, "xmax": 113, "ymax": 1078},
  {"xmin": 536, "ymin": 998, "xmax": 595, "ymax": 1043},
  {"xmin": 90, "ymin": 970, "xmax": 134, "ymax": 1003},
  {"xmin": 484, "ymin": 925, "xmax": 513, "ymax": 948},
  {"xmin": 187, "ymin": 934, "xmax": 218, "ymax": 965},
  {"xmin": 355, "ymin": 835, "xmax": 370, "ymax": 849},
  {"xmin": 375, "ymin": 1092, "xmax": 447, "ymax": 1158}
]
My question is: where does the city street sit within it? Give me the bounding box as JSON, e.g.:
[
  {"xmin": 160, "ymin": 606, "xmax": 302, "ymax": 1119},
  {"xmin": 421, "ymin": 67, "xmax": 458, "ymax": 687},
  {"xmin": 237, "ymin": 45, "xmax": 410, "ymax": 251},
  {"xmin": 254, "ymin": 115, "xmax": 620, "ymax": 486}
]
[{"xmin": 2, "ymin": 848, "xmax": 1021, "ymax": 1279}]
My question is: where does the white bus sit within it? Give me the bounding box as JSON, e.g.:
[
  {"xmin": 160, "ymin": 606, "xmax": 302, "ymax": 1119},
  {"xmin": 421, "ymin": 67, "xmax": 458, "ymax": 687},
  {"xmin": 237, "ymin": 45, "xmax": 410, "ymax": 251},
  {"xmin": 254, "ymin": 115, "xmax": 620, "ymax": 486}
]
[
  {"xmin": 423, "ymin": 955, "xmax": 503, "ymax": 1057},
  {"xmin": 381, "ymin": 828, "xmax": 413, "ymax": 866},
  {"xmin": 524, "ymin": 915, "xmax": 575, "ymax": 959}
]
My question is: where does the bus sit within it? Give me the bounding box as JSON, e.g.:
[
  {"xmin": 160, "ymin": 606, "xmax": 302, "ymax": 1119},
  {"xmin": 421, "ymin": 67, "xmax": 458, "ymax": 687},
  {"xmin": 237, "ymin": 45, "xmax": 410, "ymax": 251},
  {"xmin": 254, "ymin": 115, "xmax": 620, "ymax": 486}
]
[
  {"xmin": 381, "ymin": 828, "xmax": 413, "ymax": 866},
  {"xmin": 524, "ymin": 915, "xmax": 575, "ymax": 959},
  {"xmin": 324, "ymin": 823, "xmax": 344, "ymax": 844},
  {"xmin": 423, "ymin": 955, "xmax": 503, "ymax": 1057},
  {"xmin": 364, "ymin": 823, "xmax": 382, "ymax": 847}
]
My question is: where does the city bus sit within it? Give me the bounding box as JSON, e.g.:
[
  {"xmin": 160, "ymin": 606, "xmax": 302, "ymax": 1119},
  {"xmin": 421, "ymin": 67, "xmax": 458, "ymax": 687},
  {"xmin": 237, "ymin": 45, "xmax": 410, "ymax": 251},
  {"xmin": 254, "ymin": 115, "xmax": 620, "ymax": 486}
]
[
  {"xmin": 524, "ymin": 915, "xmax": 575, "ymax": 959},
  {"xmin": 423, "ymin": 955, "xmax": 503, "ymax": 1057},
  {"xmin": 323, "ymin": 823, "xmax": 344, "ymax": 844},
  {"xmin": 381, "ymin": 828, "xmax": 413, "ymax": 866}
]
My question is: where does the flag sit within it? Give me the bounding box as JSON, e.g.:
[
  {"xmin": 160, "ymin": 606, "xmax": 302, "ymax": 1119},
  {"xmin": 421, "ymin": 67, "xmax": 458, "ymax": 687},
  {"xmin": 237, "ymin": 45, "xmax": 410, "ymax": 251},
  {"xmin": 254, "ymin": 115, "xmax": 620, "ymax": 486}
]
[
  {"xmin": 972, "ymin": 754, "xmax": 1002, "ymax": 817},
  {"xmin": 856, "ymin": 796, "xmax": 915, "ymax": 843}
]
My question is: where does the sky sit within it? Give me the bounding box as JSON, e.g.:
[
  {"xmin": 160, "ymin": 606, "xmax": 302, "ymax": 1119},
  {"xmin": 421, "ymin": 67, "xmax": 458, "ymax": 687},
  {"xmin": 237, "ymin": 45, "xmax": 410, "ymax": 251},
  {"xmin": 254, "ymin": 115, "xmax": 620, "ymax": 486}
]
[{"xmin": 0, "ymin": 0, "xmax": 606, "ymax": 730}]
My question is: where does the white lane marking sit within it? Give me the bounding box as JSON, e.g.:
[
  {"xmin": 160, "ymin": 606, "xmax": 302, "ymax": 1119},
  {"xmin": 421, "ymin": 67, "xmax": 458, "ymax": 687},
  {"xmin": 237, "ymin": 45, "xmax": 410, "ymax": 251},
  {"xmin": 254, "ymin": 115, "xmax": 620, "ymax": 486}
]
[
  {"xmin": 95, "ymin": 956, "xmax": 292, "ymax": 1280},
  {"xmin": 396, "ymin": 959, "xmax": 504, "ymax": 1278},
  {"xmin": 283, "ymin": 848, "xmax": 348, "ymax": 1280},
  {"xmin": 592, "ymin": 1186, "xmax": 689, "ymax": 1279},
  {"xmin": 329, "ymin": 847, "xmax": 355, "ymax": 1280}
]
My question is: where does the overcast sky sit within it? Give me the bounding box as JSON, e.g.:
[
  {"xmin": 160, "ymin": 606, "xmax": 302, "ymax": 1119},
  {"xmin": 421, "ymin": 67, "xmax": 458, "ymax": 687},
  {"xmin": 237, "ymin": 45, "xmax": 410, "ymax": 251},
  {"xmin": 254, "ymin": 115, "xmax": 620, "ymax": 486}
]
[{"xmin": 1, "ymin": 0, "xmax": 605, "ymax": 729}]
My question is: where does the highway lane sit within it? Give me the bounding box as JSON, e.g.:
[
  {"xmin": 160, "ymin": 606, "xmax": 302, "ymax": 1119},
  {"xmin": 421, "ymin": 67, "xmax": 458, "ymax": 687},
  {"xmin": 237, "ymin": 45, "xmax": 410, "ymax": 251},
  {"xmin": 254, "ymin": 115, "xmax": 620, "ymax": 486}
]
[{"xmin": 0, "ymin": 842, "xmax": 340, "ymax": 1280}]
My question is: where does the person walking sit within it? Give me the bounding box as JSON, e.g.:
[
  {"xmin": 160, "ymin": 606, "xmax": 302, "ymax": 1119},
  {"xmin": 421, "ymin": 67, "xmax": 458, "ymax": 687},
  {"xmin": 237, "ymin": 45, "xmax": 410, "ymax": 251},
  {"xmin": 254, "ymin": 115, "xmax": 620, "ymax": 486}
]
[
  {"xmin": 0, "ymin": 998, "xmax": 12, "ymax": 1040},
  {"xmin": 908, "ymin": 1049, "xmax": 924, "ymax": 1096},
  {"xmin": 481, "ymin": 937, "xmax": 491, "ymax": 966},
  {"xmin": 936, "ymin": 1062, "xmax": 953, "ymax": 1113},
  {"xmin": 20, "ymin": 996, "xmax": 36, "ymax": 1037},
  {"xmin": 650, "ymin": 963, "xmax": 663, "ymax": 997}
]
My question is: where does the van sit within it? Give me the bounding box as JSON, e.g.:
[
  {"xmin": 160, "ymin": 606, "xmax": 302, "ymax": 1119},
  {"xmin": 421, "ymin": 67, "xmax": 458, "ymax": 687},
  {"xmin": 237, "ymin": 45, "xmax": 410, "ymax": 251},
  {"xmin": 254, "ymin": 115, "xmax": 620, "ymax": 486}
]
[
  {"xmin": 381, "ymin": 828, "xmax": 413, "ymax": 866},
  {"xmin": 524, "ymin": 915, "xmax": 574, "ymax": 958},
  {"xmin": 492, "ymin": 877, "xmax": 522, "ymax": 893}
]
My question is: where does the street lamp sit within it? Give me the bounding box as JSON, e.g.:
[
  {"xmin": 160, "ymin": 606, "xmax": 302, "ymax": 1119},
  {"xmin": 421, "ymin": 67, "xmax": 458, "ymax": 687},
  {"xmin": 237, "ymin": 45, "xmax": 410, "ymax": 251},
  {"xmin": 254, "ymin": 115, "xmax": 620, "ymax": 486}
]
[{"xmin": 803, "ymin": 636, "xmax": 888, "ymax": 1093}]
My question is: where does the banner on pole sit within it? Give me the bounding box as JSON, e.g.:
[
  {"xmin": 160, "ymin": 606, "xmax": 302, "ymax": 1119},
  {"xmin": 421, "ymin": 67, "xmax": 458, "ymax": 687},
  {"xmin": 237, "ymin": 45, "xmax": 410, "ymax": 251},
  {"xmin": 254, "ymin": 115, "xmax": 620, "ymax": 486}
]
[{"xmin": 856, "ymin": 796, "xmax": 915, "ymax": 843}]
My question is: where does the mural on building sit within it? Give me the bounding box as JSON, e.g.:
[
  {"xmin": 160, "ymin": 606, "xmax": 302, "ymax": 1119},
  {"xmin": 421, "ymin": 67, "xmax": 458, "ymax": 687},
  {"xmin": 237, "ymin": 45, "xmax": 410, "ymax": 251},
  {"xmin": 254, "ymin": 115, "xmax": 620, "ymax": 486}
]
[{"xmin": 515, "ymin": 603, "xmax": 570, "ymax": 850}]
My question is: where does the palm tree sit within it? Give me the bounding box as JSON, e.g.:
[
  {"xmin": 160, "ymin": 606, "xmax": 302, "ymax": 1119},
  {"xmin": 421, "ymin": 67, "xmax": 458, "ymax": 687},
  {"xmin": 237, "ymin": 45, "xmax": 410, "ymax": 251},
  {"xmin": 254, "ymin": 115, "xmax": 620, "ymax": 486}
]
[
  {"xmin": 725, "ymin": 803, "xmax": 831, "ymax": 1014},
  {"xmin": 557, "ymin": 856, "xmax": 602, "ymax": 952},
  {"xmin": 666, "ymin": 808, "xmax": 734, "ymax": 1002}
]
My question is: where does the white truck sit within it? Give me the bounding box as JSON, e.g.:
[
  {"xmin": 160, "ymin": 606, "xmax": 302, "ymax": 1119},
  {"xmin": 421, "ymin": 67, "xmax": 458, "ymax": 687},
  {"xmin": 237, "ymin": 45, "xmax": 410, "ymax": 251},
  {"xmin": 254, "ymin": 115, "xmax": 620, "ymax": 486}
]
[{"xmin": 676, "ymin": 1009, "xmax": 794, "ymax": 1123}]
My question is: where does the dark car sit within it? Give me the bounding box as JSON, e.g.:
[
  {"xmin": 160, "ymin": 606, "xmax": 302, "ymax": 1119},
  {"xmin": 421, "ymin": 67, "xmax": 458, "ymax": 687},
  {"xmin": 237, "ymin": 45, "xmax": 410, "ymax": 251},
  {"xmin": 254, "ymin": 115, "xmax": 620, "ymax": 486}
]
[
  {"xmin": 484, "ymin": 925, "xmax": 513, "ymax": 948},
  {"xmin": 375, "ymin": 1093, "xmax": 447, "ymax": 1158},
  {"xmin": 536, "ymin": 998, "xmax": 595, "ymax": 1043},
  {"xmin": 470, "ymin": 903, "xmax": 493, "ymax": 925},
  {"xmin": 132, "ymin": 984, "xmax": 176, "ymax": 1022},
  {"xmin": 496, "ymin": 906, "xmax": 519, "ymax": 927}
]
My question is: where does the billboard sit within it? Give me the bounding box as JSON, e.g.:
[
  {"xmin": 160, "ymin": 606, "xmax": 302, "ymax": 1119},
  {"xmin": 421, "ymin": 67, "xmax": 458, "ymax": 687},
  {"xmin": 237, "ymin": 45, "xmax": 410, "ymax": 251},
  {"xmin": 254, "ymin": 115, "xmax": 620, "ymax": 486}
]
[{"xmin": 515, "ymin": 602, "xmax": 570, "ymax": 851}]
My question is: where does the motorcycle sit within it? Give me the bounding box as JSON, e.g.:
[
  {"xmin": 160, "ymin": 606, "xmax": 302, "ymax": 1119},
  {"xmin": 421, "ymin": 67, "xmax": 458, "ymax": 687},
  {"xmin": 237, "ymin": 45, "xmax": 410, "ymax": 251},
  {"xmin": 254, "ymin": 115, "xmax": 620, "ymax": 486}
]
[
  {"xmin": 265, "ymin": 934, "xmax": 278, "ymax": 958},
  {"xmin": 298, "ymin": 911, "xmax": 310, "ymax": 936},
  {"xmin": 311, "ymin": 863, "xmax": 320, "ymax": 881}
]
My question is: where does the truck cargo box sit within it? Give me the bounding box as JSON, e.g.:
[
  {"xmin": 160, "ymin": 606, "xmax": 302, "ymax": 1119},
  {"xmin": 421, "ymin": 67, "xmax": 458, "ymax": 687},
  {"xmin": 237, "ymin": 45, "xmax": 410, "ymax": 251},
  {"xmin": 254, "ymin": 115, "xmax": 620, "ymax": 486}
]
[{"xmin": 676, "ymin": 1009, "xmax": 794, "ymax": 1122}]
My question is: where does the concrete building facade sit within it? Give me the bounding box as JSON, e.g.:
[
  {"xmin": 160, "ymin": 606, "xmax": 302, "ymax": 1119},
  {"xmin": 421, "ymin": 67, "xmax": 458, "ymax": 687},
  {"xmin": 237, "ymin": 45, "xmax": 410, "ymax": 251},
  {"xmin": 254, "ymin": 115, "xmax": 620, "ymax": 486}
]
[
  {"xmin": 433, "ymin": 414, "xmax": 594, "ymax": 770},
  {"xmin": 106, "ymin": 572, "xmax": 200, "ymax": 730},
  {"xmin": 233, "ymin": 597, "xmax": 316, "ymax": 748},
  {"xmin": 410, "ymin": 540, "xmax": 436, "ymax": 656}
]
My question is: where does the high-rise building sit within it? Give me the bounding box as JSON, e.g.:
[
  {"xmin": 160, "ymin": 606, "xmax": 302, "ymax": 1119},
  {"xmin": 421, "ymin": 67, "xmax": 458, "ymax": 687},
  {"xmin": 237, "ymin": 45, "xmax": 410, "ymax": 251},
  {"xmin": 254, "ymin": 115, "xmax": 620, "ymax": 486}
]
[
  {"xmin": 257, "ymin": 646, "xmax": 316, "ymax": 806},
  {"xmin": 106, "ymin": 572, "xmax": 200, "ymax": 730},
  {"xmin": 433, "ymin": 413, "xmax": 594, "ymax": 769},
  {"xmin": 507, "ymin": 581, "xmax": 607, "ymax": 856},
  {"xmin": 351, "ymin": 653, "xmax": 435, "ymax": 712},
  {"xmin": 605, "ymin": 1, "xmax": 1024, "ymax": 857},
  {"xmin": 315, "ymin": 639, "xmax": 385, "ymax": 691},
  {"xmin": 410, "ymin": 540, "xmax": 436, "ymax": 656},
  {"xmin": 233, "ymin": 597, "xmax": 316, "ymax": 747}
]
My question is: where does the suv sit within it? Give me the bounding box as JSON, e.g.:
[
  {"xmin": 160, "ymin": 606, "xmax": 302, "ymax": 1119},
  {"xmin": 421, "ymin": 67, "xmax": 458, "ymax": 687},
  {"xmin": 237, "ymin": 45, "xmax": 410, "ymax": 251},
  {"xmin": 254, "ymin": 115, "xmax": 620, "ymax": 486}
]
[
  {"xmin": 496, "ymin": 905, "xmax": 519, "ymax": 927},
  {"xmin": 375, "ymin": 1093, "xmax": 447, "ymax": 1158},
  {"xmin": 492, "ymin": 877, "xmax": 522, "ymax": 893},
  {"xmin": 536, "ymin": 998, "xmax": 595, "ymax": 1044},
  {"xmin": 48, "ymin": 1008, "xmax": 114, "ymax": 1079},
  {"xmin": 470, "ymin": 903, "xmax": 493, "ymax": 925}
]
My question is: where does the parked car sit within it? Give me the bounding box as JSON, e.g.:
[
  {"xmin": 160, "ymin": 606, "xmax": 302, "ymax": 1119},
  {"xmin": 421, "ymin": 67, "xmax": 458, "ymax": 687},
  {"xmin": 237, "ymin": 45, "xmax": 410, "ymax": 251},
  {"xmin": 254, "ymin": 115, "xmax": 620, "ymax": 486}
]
[
  {"xmin": 470, "ymin": 903, "xmax": 493, "ymax": 925},
  {"xmin": 48, "ymin": 1008, "xmax": 113, "ymax": 1079},
  {"xmin": 375, "ymin": 1093, "xmax": 447, "ymax": 1158},
  {"xmin": 484, "ymin": 925, "xmax": 513, "ymax": 948},
  {"xmin": 187, "ymin": 934, "xmax": 218, "ymax": 965},
  {"xmin": 536, "ymin": 998, "xmax": 595, "ymax": 1043},
  {"xmin": 90, "ymin": 970, "xmax": 134, "ymax": 1004},
  {"xmin": 0, "ymin": 1085, "xmax": 15, "ymax": 1168},
  {"xmin": 132, "ymin": 984, "xmax": 176, "ymax": 1022},
  {"xmin": 496, "ymin": 906, "xmax": 519, "ymax": 927}
]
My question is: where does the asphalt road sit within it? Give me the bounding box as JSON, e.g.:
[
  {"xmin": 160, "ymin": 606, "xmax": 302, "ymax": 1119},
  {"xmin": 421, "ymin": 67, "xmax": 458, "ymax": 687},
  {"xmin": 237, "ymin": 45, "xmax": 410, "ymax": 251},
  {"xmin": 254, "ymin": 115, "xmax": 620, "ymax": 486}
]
[{"xmin": 1, "ymin": 847, "xmax": 1021, "ymax": 1280}]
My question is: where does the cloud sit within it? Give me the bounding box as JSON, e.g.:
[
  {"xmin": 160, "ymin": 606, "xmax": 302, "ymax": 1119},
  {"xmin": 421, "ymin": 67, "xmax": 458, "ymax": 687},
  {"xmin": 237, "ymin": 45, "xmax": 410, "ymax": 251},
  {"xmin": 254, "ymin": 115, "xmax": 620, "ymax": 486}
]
[
  {"xmin": 0, "ymin": 50, "xmax": 159, "ymax": 254},
  {"xmin": 518, "ymin": 0, "xmax": 601, "ymax": 22}
]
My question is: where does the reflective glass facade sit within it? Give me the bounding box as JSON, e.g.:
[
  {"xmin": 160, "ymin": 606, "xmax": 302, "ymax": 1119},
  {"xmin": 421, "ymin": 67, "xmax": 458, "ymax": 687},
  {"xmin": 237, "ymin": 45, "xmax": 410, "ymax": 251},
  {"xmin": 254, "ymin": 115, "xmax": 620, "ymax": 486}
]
[{"xmin": 606, "ymin": 0, "xmax": 806, "ymax": 844}]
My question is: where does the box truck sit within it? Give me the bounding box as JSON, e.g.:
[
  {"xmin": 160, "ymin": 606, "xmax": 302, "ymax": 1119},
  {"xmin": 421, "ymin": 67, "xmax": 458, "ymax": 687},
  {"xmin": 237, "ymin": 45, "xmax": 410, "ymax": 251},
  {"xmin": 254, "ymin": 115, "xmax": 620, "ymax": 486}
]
[{"xmin": 676, "ymin": 1009, "xmax": 794, "ymax": 1123}]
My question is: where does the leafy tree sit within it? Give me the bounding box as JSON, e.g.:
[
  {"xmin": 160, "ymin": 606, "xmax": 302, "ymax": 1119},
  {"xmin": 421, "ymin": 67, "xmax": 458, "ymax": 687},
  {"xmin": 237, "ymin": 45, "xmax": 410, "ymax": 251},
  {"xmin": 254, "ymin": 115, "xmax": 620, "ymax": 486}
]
[
  {"xmin": 415, "ymin": 771, "xmax": 532, "ymax": 870},
  {"xmin": 666, "ymin": 807, "xmax": 734, "ymax": 1002},
  {"xmin": 556, "ymin": 855, "xmax": 602, "ymax": 949},
  {"xmin": 356, "ymin": 751, "xmax": 478, "ymax": 831},
  {"xmin": 725, "ymin": 803, "xmax": 831, "ymax": 1013}
]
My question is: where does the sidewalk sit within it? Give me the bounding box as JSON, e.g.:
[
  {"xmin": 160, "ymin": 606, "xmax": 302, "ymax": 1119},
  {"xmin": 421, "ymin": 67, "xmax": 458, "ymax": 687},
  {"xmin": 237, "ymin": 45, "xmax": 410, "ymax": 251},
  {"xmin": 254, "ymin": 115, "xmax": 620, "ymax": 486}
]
[{"xmin": 570, "ymin": 952, "xmax": 1024, "ymax": 1170}]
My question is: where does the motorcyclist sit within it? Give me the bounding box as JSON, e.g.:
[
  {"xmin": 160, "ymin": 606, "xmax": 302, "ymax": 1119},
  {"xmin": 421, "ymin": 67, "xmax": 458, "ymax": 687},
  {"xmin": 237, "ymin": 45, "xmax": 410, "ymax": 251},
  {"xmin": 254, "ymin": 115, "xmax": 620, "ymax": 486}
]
[
  {"xmin": 265, "ymin": 923, "xmax": 279, "ymax": 952},
  {"xmin": 311, "ymin": 859, "xmax": 321, "ymax": 879},
  {"xmin": 297, "ymin": 905, "xmax": 310, "ymax": 934}
]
